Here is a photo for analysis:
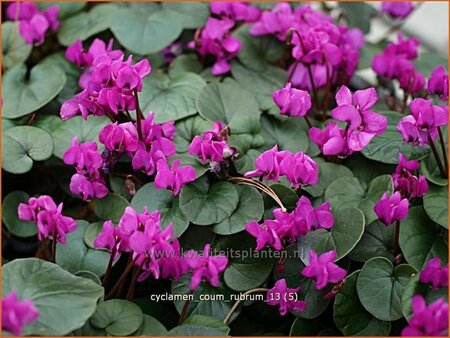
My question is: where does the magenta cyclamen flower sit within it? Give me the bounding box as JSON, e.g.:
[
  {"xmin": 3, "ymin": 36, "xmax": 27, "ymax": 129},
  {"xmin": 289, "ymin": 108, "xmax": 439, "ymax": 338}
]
[
  {"xmin": 245, "ymin": 220, "xmax": 284, "ymax": 251},
  {"xmin": 63, "ymin": 137, "xmax": 108, "ymax": 200},
  {"xmin": 392, "ymin": 153, "xmax": 428, "ymax": 198},
  {"xmin": 2, "ymin": 291, "xmax": 39, "ymax": 336},
  {"xmin": 381, "ymin": 2, "xmax": 414, "ymax": 20},
  {"xmin": 189, "ymin": 17, "xmax": 241, "ymax": 75},
  {"xmin": 18, "ymin": 195, "xmax": 77, "ymax": 244},
  {"xmin": 184, "ymin": 244, "xmax": 228, "ymax": 290},
  {"xmin": 99, "ymin": 122, "xmax": 138, "ymax": 153},
  {"xmin": 374, "ymin": 191, "xmax": 409, "ymax": 226},
  {"xmin": 419, "ymin": 257, "xmax": 449, "ymax": 290},
  {"xmin": 244, "ymin": 145, "xmax": 288, "ymax": 181},
  {"xmin": 154, "ymin": 159, "xmax": 196, "ymax": 196},
  {"xmin": 332, "ymin": 86, "xmax": 387, "ymax": 152},
  {"xmin": 66, "ymin": 38, "xmax": 123, "ymax": 69},
  {"xmin": 272, "ymin": 82, "xmax": 312, "ymax": 117},
  {"xmin": 428, "ymin": 65, "xmax": 449, "ymax": 101},
  {"xmin": 301, "ymin": 250, "xmax": 347, "ymax": 290},
  {"xmin": 7, "ymin": 2, "xmax": 59, "ymax": 45},
  {"xmin": 249, "ymin": 2, "xmax": 296, "ymax": 41},
  {"xmin": 266, "ymin": 279, "xmax": 307, "ymax": 316},
  {"xmin": 397, "ymin": 98, "xmax": 448, "ymax": 146},
  {"xmin": 309, "ymin": 122, "xmax": 348, "ymax": 156},
  {"xmin": 401, "ymin": 296, "xmax": 448, "ymax": 336},
  {"xmin": 211, "ymin": 2, "xmax": 261, "ymax": 23}
]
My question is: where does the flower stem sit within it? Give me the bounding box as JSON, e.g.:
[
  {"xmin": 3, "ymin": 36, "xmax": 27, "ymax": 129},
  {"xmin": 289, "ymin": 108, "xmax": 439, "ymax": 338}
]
[
  {"xmin": 105, "ymin": 259, "xmax": 134, "ymax": 300},
  {"xmin": 126, "ymin": 265, "xmax": 140, "ymax": 300},
  {"xmin": 223, "ymin": 288, "xmax": 268, "ymax": 325},
  {"xmin": 304, "ymin": 115, "xmax": 313, "ymax": 129},
  {"xmin": 178, "ymin": 290, "xmax": 195, "ymax": 325},
  {"xmin": 286, "ymin": 60, "xmax": 299, "ymax": 84},
  {"xmin": 133, "ymin": 89, "xmax": 144, "ymax": 141},
  {"xmin": 101, "ymin": 247, "xmax": 116, "ymax": 288},
  {"xmin": 437, "ymin": 127, "xmax": 448, "ymax": 177},
  {"xmin": 428, "ymin": 135, "xmax": 447, "ymax": 178},
  {"xmin": 393, "ymin": 220, "xmax": 400, "ymax": 257},
  {"xmin": 51, "ymin": 232, "xmax": 57, "ymax": 263}
]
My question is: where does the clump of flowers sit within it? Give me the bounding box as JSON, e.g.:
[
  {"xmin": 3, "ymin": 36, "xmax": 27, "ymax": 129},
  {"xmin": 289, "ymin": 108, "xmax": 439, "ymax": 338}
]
[
  {"xmin": 6, "ymin": 1, "xmax": 59, "ymax": 44},
  {"xmin": 309, "ymin": 86, "xmax": 387, "ymax": 157},
  {"xmin": 419, "ymin": 257, "xmax": 449, "ymax": 290},
  {"xmin": 272, "ymin": 82, "xmax": 312, "ymax": 118},
  {"xmin": 401, "ymin": 296, "xmax": 448, "ymax": 336},
  {"xmin": 392, "ymin": 153, "xmax": 428, "ymax": 199},
  {"xmin": 244, "ymin": 145, "xmax": 318, "ymax": 189},
  {"xmin": 2, "ymin": 291, "xmax": 39, "ymax": 336},
  {"xmin": 374, "ymin": 191, "xmax": 409, "ymax": 226},
  {"xmin": 245, "ymin": 196, "xmax": 333, "ymax": 250}
]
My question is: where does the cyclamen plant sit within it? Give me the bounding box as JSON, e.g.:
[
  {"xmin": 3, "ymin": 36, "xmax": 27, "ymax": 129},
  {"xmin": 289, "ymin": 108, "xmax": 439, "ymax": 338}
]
[{"xmin": 1, "ymin": 1, "xmax": 448, "ymax": 337}]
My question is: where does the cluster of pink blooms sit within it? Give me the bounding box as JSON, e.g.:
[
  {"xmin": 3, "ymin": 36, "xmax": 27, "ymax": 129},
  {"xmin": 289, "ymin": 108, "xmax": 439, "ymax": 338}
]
[
  {"xmin": 244, "ymin": 145, "xmax": 318, "ymax": 189},
  {"xmin": 18, "ymin": 195, "xmax": 77, "ymax": 244},
  {"xmin": 372, "ymin": 34, "xmax": 425, "ymax": 95},
  {"xmin": 251, "ymin": 3, "xmax": 365, "ymax": 90},
  {"xmin": 392, "ymin": 153, "xmax": 428, "ymax": 199},
  {"xmin": 189, "ymin": 2, "xmax": 261, "ymax": 75},
  {"xmin": 188, "ymin": 121, "xmax": 234, "ymax": 164},
  {"xmin": 309, "ymin": 86, "xmax": 387, "ymax": 157},
  {"xmin": 381, "ymin": 2, "xmax": 414, "ymax": 20},
  {"xmin": 62, "ymin": 38, "xmax": 150, "ymax": 120},
  {"xmin": 428, "ymin": 66, "xmax": 449, "ymax": 101},
  {"xmin": 2, "ymin": 291, "xmax": 39, "ymax": 336},
  {"xmin": 6, "ymin": 2, "xmax": 59, "ymax": 44},
  {"xmin": 401, "ymin": 296, "xmax": 448, "ymax": 336},
  {"xmin": 272, "ymin": 82, "xmax": 312, "ymax": 117},
  {"xmin": 267, "ymin": 250, "xmax": 346, "ymax": 315},
  {"xmin": 374, "ymin": 191, "xmax": 409, "ymax": 226},
  {"xmin": 397, "ymin": 98, "xmax": 448, "ymax": 147},
  {"xmin": 245, "ymin": 196, "xmax": 333, "ymax": 250},
  {"xmin": 419, "ymin": 257, "xmax": 448, "ymax": 290},
  {"xmin": 94, "ymin": 207, "xmax": 227, "ymax": 289}
]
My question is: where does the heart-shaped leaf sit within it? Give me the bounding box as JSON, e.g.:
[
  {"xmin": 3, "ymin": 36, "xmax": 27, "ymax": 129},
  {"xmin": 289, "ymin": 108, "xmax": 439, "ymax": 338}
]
[
  {"xmin": 324, "ymin": 176, "xmax": 365, "ymax": 210},
  {"xmin": 38, "ymin": 2, "xmax": 86, "ymax": 19},
  {"xmin": 356, "ymin": 257, "xmax": 417, "ymax": 321},
  {"xmin": 90, "ymin": 300, "xmax": 144, "ymax": 336},
  {"xmin": 334, "ymin": 271, "xmax": 391, "ymax": 336},
  {"xmin": 95, "ymin": 193, "xmax": 129, "ymax": 224},
  {"xmin": 2, "ymin": 64, "xmax": 66, "ymax": 119},
  {"xmin": 139, "ymin": 73, "xmax": 206, "ymax": 123},
  {"xmin": 179, "ymin": 176, "xmax": 239, "ymax": 225},
  {"xmin": 184, "ymin": 315, "xmax": 230, "ymax": 335},
  {"xmin": 358, "ymin": 174, "xmax": 394, "ymax": 224},
  {"xmin": 110, "ymin": 6, "xmax": 183, "ymax": 54},
  {"xmin": 131, "ymin": 183, "xmax": 190, "ymax": 237},
  {"xmin": 2, "ymin": 258, "xmax": 104, "ymax": 336},
  {"xmin": 399, "ymin": 206, "xmax": 448, "ymax": 270},
  {"xmin": 174, "ymin": 114, "xmax": 211, "ymax": 153},
  {"xmin": 161, "ymin": 2, "xmax": 209, "ymax": 29},
  {"xmin": 169, "ymin": 54, "xmax": 204, "ymax": 78},
  {"xmin": 135, "ymin": 314, "xmax": 168, "ymax": 336},
  {"xmin": 2, "ymin": 191, "xmax": 37, "ymax": 237},
  {"xmin": 2, "ymin": 22, "xmax": 32, "ymax": 70},
  {"xmin": 2, "ymin": 126, "xmax": 54, "ymax": 174},
  {"xmin": 423, "ymin": 184, "xmax": 448, "ymax": 229},
  {"xmin": 196, "ymin": 82, "xmax": 261, "ymax": 124}
]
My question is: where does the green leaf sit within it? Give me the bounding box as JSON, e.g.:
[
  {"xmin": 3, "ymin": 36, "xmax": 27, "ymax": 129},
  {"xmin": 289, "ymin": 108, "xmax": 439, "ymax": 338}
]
[
  {"xmin": 356, "ymin": 257, "xmax": 417, "ymax": 321},
  {"xmin": 263, "ymin": 183, "xmax": 299, "ymax": 211},
  {"xmin": 232, "ymin": 62, "xmax": 287, "ymax": 110},
  {"xmin": 57, "ymin": 4, "xmax": 118, "ymax": 46},
  {"xmin": 2, "ymin": 191, "xmax": 37, "ymax": 237},
  {"xmin": 33, "ymin": 115, "xmax": 64, "ymax": 134},
  {"xmin": 136, "ymin": 314, "xmax": 168, "ymax": 336},
  {"xmin": 260, "ymin": 115, "xmax": 309, "ymax": 153},
  {"xmin": 358, "ymin": 174, "xmax": 394, "ymax": 225},
  {"xmin": 172, "ymin": 275, "xmax": 238, "ymax": 322},
  {"xmin": 161, "ymin": 2, "xmax": 209, "ymax": 29},
  {"xmin": 349, "ymin": 220, "xmax": 395, "ymax": 262},
  {"xmin": 2, "ymin": 64, "xmax": 66, "ymax": 119},
  {"xmin": 399, "ymin": 206, "xmax": 448, "ymax": 270},
  {"xmin": 179, "ymin": 225, "xmax": 216, "ymax": 251},
  {"xmin": 196, "ymin": 82, "xmax": 261, "ymax": 124},
  {"xmin": 139, "ymin": 73, "xmax": 206, "ymax": 123},
  {"xmin": 95, "ymin": 193, "xmax": 129, "ymax": 224},
  {"xmin": 2, "ymin": 126, "xmax": 54, "ymax": 174},
  {"xmin": 38, "ymin": 2, "xmax": 86, "ymax": 19},
  {"xmin": 289, "ymin": 318, "xmax": 327, "ymax": 336},
  {"xmin": 234, "ymin": 25, "xmax": 285, "ymax": 72},
  {"xmin": 401, "ymin": 273, "xmax": 448, "ymax": 320},
  {"xmin": 167, "ymin": 324, "xmax": 226, "ymax": 336},
  {"xmin": 90, "ymin": 300, "xmax": 144, "ymax": 336},
  {"xmin": 83, "ymin": 221, "xmax": 104, "ymax": 250},
  {"xmin": 2, "ymin": 258, "xmax": 104, "ymax": 336},
  {"xmin": 213, "ymin": 185, "xmax": 264, "ymax": 235},
  {"xmin": 131, "ymin": 183, "xmax": 190, "ymax": 237},
  {"xmin": 344, "ymin": 153, "xmax": 396, "ymax": 185},
  {"xmin": 52, "ymin": 115, "xmax": 110, "ymax": 159},
  {"xmin": 339, "ymin": 2, "xmax": 375, "ymax": 34},
  {"xmin": 334, "ymin": 271, "xmax": 391, "ymax": 336},
  {"xmin": 324, "ymin": 176, "xmax": 365, "ymax": 210},
  {"xmin": 362, "ymin": 111, "xmax": 430, "ymax": 164},
  {"xmin": 297, "ymin": 207, "xmax": 365, "ymax": 262},
  {"xmin": 57, "ymin": 220, "xmax": 110, "ymax": 277},
  {"xmin": 179, "ymin": 176, "xmax": 239, "ymax": 225},
  {"xmin": 169, "ymin": 154, "xmax": 209, "ymax": 178},
  {"xmin": 423, "ymin": 184, "xmax": 448, "ymax": 229},
  {"xmin": 2, "ymin": 22, "xmax": 32, "ymax": 70},
  {"xmin": 184, "ymin": 315, "xmax": 230, "ymax": 335},
  {"xmin": 174, "ymin": 114, "xmax": 211, "ymax": 153},
  {"xmin": 111, "ymin": 7, "xmax": 183, "ymax": 54},
  {"xmin": 303, "ymin": 158, "xmax": 354, "ymax": 197},
  {"xmin": 415, "ymin": 52, "xmax": 448, "ymax": 77},
  {"xmin": 169, "ymin": 54, "xmax": 204, "ymax": 78}
]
